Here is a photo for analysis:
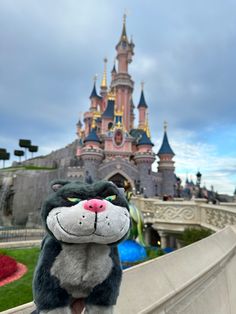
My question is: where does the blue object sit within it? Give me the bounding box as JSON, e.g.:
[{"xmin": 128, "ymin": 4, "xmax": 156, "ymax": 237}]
[
  {"xmin": 118, "ymin": 240, "xmax": 147, "ymax": 264},
  {"xmin": 163, "ymin": 247, "xmax": 174, "ymax": 253}
]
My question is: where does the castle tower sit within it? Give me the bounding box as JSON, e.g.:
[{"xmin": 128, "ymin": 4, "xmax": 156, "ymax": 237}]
[
  {"xmin": 157, "ymin": 122, "xmax": 176, "ymax": 196},
  {"xmin": 134, "ymin": 132, "xmax": 155, "ymax": 197},
  {"xmin": 111, "ymin": 14, "xmax": 134, "ymax": 132},
  {"xmin": 138, "ymin": 82, "xmax": 148, "ymax": 130},
  {"xmin": 83, "ymin": 78, "xmax": 102, "ymax": 136},
  {"xmin": 80, "ymin": 125, "xmax": 103, "ymax": 183},
  {"xmin": 76, "ymin": 118, "xmax": 83, "ymax": 138}
]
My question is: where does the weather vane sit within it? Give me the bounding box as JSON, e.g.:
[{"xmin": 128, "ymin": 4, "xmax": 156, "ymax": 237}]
[
  {"xmin": 164, "ymin": 121, "xmax": 168, "ymax": 131},
  {"xmin": 93, "ymin": 74, "xmax": 98, "ymax": 82},
  {"xmin": 141, "ymin": 81, "xmax": 145, "ymax": 90}
]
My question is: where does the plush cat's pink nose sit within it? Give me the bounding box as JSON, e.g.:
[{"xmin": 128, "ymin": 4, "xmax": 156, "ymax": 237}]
[{"xmin": 83, "ymin": 199, "xmax": 106, "ymax": 213}]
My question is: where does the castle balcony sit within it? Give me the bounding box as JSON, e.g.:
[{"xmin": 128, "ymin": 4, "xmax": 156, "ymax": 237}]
[{"xmin": 111, "ymin": 72, "xmax": 134, "ymax": 89}]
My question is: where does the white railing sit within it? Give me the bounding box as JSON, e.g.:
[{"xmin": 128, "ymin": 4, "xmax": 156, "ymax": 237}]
[{"xmin": 132, "ymin": 197, "xmax": 236, "ymax": 232}]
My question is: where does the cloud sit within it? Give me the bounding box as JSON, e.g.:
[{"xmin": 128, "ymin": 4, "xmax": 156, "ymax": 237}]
[
  {"xmin": 0, "ymin": 1, "xmax": 235, "ymax": 194},
  {"xmin": 152, "ymin": 130, "xmax": 236, "ymax": 195}
]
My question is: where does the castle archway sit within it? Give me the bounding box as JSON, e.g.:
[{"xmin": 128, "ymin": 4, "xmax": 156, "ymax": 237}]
[{"xmin": 105, "ymin": 170, "xmax": 135, "ymax": 189}]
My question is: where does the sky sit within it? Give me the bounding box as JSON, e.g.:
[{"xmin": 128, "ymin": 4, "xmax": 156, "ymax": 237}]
[{"xmin": 0, "ymin": 0, "xmax": 235, "ymax": 195}]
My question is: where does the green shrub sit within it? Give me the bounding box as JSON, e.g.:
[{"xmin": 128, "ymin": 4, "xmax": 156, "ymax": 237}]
[{"xmin": 179, "ymin": 227, "xmax": 213, "ymax": 246}]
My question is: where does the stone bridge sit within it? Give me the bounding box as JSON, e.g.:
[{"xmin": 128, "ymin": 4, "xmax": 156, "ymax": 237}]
[
  {"xmin": 133, "ymin": 197, "xmax": 236, "ymax": 249},
  {"xmin": 2, "ymin": 199, "xmax": 236, "ymax": 314}
]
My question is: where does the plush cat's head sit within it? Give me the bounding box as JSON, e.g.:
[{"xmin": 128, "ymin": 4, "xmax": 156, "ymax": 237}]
[{"xmin": 42, "ymin": 180, "xmax": 130, "ymax": 245}]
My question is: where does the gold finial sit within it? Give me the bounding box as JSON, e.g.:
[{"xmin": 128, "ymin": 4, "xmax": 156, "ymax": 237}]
[
  {"xmin": 91, "ymin": 117, "xmax": 96, "ymax": 129},
  {"xmin": 164, "ymin": 121, "xmax": 168, "ymax": 131},
  {"xmin": 101, "ymin": 58, "xmax": 107, "ymax": 89},
  {"xmin": 146, "ymin": 111, "xmax": 151, "ymax": 138},
  {"xmin": 141, "ymin": 81, "xmax": 145, "ymax": 91}
]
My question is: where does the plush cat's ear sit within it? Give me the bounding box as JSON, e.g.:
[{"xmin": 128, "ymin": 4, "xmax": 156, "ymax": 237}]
[{"xmin": 51, "ymin": 180, "xmax": 70, "ymax": 192}]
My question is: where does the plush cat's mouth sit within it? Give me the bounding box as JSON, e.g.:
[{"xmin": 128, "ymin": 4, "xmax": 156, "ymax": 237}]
[
  {"xmin": 56, "ymin": 213, "xmax": 95, "ymax": 237},
  {"xmin": 47, "ymin": 201, "xmax": 130, "ymax": 244}
]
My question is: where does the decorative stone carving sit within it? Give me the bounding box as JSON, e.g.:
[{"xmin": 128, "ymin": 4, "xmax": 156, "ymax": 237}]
[{"xmin": 204, "ymin": 207, "xmax": 236, "ymax": 229}]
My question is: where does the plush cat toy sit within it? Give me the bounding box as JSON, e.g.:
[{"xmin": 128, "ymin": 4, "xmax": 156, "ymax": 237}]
[{"xmin": 32, "ymin": 180, "xmax": 130, "ymax": 314}]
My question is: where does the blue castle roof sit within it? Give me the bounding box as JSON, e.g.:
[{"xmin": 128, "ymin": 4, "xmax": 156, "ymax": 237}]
[
  {"xmin": 137, "ymin": 131, "xmax": 154, "ymax": 146},
  {"xmin": 89, "ymin": 83, "xmax": 101, "ymax": 99},
  {"xmin": 137, "ymin": 90, "xmax": 148, "ymax": 108},
  {"xmin": 158, "ymin": 131, "xmax": 175, "ymax": 155},
  {"xmin": 102, "ymin": 99, "xmax": 115, "ymax": 118},
  {"xmin": 111, "ymin": 63, "xmax": 117, "ymax": 73},
  {"xmin": 84, "ymin": 128, "xmax": 101, "ymax": 143}
]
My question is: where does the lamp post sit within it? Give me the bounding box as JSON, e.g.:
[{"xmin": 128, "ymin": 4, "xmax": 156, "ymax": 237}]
[
  {"xmin": 176, "ymin": 177, "xmax": 181, "ymax": 198},
  {"xmin": 196, "ymin": 171, "xmax": 202, "ymax": 198}
]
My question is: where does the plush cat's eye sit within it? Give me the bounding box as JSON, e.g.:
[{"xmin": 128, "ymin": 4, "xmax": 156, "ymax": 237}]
[
  {"xmin": 105, "ymin": 195, "xmax": 117, "ymax": 202},
  {"xmin": 67, "ymin": 197, "xmax": 81, "ymax": 204}
]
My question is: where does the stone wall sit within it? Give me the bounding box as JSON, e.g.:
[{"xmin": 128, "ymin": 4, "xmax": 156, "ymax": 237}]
[
  {"xmin": 22, "ymin": 140, "xmax": 79, "ymax": 168},
  {"xmin": 11, "ymin": 169, "xmax": 60, "ymax": 225}
]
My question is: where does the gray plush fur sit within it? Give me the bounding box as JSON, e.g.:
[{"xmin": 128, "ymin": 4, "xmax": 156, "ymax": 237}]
[
  {"xmin": 33, "ymin": 180, "xmax": 130, "ymax": 314},
  {"xmin": 50, "ymin": 243, "xmax": 113, "ymax": 298}
]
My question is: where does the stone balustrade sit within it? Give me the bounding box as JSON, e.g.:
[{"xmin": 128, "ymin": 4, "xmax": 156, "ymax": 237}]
[{"xmin": 132, "ymin": 197, "xmax": 236, "ymax": 233}]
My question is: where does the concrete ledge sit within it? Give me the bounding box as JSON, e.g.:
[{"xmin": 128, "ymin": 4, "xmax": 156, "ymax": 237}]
[
  {"xmin": 0, "ymin": 302, "xmax": 34, "ymax": 314},
  {"xmin": 115, "ymin": 225, "xmax": 236, "ymax": 314},
  {"xmin": 0, "ymin": 240, "xmax": 41, "ymax": 249}
]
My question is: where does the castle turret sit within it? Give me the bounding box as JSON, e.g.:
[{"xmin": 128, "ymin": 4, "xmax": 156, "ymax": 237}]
[
  {"xmin": 101, "ymin": 94, "xmax": 115, "ymax": 133},
  {"xmin": 111, "ymin": 14, "xmax": 134, "ymax": 132},
  {"xmin": 76, "ymin": 118, "xmax": 83, "ymax": 138},
  {"xmin": 138, "ymin": 82, "xmax": 148, "ymax": 130},
  {"xmin": 157, "ymin": 122, "xmax": 176, "ymax": 196},
  {"xmin": 81, "ymin": 125, "xmax": 103, "ymax": 183},
  {"xmin": 83, "ymin": 78, "xmax": 102, "ymax": 136},
  {"xmin": 134, "ymin": 131, "xmax": 155, "ymax": 197},
  {"xmin": 89, "ymin": 77, "xmax": 101, "ymax": 111}
]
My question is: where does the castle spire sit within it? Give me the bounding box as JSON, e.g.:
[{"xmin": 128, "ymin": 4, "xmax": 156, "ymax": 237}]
[
  {"xmin": 138, "ymin": 82, "xmax": 148, "ymax": 108},
  {"xmin": 121, "ymin": 13, "xmax": 128, "ymax": 41},
  {"xmin": 158, "ymin": 122, "xmax": 175, "ymax": 156},
  {"xmin": 101, "ymin": 58, "xmax": 108, "ymax": 89},
  {"xmin": 138, "ymin": 82, "xmax": 148, "ymax": 130},
  {"xmin": 89, "ymin": 75, "xmax": 99, "ymax": 99}
]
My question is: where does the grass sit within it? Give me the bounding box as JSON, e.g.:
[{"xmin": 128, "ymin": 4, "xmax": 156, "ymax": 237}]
[
  {"xmin": 0, "ymin": 247, "xmax": 40, "ymax": 312},
  {"xmin": 0, "ymin": 165, "xmax": 56, "ymax": 172}
]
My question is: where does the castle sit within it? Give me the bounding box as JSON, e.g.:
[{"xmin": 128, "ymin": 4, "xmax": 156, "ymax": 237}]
[
  {"xmin": 73, "ymin": 15, "xmax": 176, "ymax": 197},
  {"xmin": 0, "ymin": 15, "xmax": 178, "ymax": 227}
]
